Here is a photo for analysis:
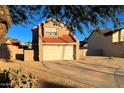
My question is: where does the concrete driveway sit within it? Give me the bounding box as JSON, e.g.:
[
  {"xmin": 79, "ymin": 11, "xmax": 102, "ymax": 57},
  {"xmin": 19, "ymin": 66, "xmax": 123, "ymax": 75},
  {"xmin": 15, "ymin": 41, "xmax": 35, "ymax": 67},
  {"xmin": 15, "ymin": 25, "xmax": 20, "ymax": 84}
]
[{"xmin": 44, "ymin": 60, "xmax": 124, "ymax": 88}]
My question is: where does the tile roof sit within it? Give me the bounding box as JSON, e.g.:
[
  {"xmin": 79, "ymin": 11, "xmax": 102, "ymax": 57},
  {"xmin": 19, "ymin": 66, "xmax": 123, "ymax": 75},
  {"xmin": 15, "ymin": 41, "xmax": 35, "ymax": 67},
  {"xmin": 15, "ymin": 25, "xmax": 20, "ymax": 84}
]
[
  {"xmin": 98, "ymin": 28, "xmax": 124, "ymax": 36},
  {"xmin": 104, "ymin": 28, "xmax": 124, "ymax": 36},
  {"xmin": 100, "ymin": 30, "xmax": 111, "ymax": 34},
  {"xmin": 0, "ymin": 37, "xmax": 19, "ymax": 45},
  {"xmin": 42, "ymin": 35, "xmax": 76, "ymax": 43}
]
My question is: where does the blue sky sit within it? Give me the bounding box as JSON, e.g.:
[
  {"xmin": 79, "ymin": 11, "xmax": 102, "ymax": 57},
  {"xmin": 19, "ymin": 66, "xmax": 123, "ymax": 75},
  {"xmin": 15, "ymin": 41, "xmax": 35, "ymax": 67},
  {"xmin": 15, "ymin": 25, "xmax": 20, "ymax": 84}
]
[
  {"xmin": 6, "ymin": 20, "xmax": 88, "ymax": 43},
  {"xmin": 7, "ymin": 24, "xmax": 34, "ymax": 43}
]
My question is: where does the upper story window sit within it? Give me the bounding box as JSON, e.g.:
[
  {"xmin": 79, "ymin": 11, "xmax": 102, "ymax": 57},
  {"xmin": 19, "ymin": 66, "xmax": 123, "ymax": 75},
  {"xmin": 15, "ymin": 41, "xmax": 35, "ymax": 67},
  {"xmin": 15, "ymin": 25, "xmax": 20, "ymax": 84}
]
[
  {"xmin": 112, "ymin": 29, "xmax": 124, "ymax": 43},
  {"xmin": 120, "ymin": 29, "xmax": 124, "ymax": 41},
  {"xmin": 112, "ymin": 31, "xmax": 119, "ymax": 43},
  {"xmin": 45, "ymin": 27, "xmax": 57, "ymax": 37}
]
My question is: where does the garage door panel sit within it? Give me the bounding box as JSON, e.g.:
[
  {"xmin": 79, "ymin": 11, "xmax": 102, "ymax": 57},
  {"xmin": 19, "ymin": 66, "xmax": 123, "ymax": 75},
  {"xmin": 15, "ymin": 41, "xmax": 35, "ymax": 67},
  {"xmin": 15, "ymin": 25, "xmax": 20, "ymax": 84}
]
[
  {"xmin": 63, "ymin": 46, "xmax": 73, "ymax": 60},
  {"xmin": 43, "ymin": 45, "xmax": 62, "ymax": 60},
  {"xmin": 43, "ymin": 45, "xmax": 74, "ymax": 60}
]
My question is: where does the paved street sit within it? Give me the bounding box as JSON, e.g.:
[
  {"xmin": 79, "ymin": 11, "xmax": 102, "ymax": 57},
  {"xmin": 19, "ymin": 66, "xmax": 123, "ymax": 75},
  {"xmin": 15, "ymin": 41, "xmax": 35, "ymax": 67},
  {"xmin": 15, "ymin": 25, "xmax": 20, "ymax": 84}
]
[{"xmin": 44, "ymin": 60, "xmax": 124, "ymax": 88}]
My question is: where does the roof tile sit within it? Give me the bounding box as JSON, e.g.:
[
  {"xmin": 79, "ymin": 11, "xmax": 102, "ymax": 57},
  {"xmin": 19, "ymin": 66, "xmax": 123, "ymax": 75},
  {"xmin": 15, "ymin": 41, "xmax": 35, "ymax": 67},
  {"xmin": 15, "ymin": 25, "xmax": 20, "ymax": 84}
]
[{"xmin": 42, "ymin": 35, "xmax": 76, "ymax": 43}]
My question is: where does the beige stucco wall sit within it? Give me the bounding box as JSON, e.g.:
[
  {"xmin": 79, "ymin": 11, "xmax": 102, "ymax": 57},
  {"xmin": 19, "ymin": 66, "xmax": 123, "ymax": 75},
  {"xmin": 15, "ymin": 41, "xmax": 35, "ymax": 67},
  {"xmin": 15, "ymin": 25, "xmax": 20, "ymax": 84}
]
[
  {"xmin": 76, "ymin": 41, "xmax": 80, "ymax": 60},
  {"xmin": 17, "ymin": 49, "xmax": 23, "ymax": 54},
  {"xmin": 80, "ymin": 49, "xmax": 103, "ymax": 56},
  {"xmin": 0, "ymin": 45, "xmax": 20, "ymax": 61},
  {"xmin": 88, "ymin": 31, "xmax": 124, "ymax": 57},
  {"xmin": 24, "ymin": 50, "xmax": 34, "ymax": 61},
  {"xmin": 80, "ymin": 49, "xmax": 88, "ymax": 56}
]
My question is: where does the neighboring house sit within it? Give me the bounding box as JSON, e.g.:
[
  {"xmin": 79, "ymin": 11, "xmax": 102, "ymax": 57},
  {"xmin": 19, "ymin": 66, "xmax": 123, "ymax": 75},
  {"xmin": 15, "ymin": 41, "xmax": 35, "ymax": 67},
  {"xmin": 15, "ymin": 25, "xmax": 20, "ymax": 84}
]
[
  {"xmin": 0, "ymin": 37, "xmax": 19, "ymax": 45},
  {"xmin": 32, "ymin": 18, "xmax": 80, "ymax": 61},
  {"xmin": 0, "ymin": 37, "xmax": 22, "ymax": 61},
  {"xmin": 87, "ymin": 28, "xmax": 124, "ymax": 57}
]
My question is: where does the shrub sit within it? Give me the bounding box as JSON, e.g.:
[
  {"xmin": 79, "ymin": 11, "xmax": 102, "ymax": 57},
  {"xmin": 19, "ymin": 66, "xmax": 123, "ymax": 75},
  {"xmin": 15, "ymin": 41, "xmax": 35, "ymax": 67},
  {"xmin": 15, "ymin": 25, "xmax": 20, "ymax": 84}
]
[{"xmin": 3, "ymin": 68, "xmax": 39, "ymax": 88}]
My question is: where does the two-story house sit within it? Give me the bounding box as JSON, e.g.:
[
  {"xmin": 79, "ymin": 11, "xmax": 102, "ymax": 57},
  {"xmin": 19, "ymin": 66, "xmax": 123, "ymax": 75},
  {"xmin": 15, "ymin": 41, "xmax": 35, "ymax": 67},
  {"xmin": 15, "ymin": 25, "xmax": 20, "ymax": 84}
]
[
  {"xmin": 32, "ymin": 18, "xmax": 80, "ymax": 61},
  {"xmin": 87, "ymin": 28, "xmax": 124, "ymax": 57}
]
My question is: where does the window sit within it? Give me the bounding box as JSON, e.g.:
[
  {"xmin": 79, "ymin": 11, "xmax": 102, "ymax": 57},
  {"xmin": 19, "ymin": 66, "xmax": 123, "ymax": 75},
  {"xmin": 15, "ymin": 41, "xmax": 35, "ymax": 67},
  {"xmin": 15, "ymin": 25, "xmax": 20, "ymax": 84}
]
[
  {"xmin": 112, "ymin": 32, "xmax": 119, "ymax": 42},
  {"xmin": 45, "ymin": 27, "xmax": 57, "ymax": 36},
  {"xmin": 112, "ymin": 29, "xmax": 124, "ymax": 43},
  {"xmin": 46, "ymin": 32, "xmax": 51, "ymax": 36},
  {"xmin": 121, "ymin": 29, "xmax": 124, "ymax": 41}
]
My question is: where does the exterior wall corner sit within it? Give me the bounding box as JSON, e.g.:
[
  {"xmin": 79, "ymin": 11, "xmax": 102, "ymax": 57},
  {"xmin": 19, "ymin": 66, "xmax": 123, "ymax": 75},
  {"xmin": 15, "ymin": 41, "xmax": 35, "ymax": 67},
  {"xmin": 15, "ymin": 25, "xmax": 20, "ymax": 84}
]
[
  {"xmin": 38, "ymin": 25, "xmax": 43, "ymax": 62},
  {"xmin": 76, "ymin": 41, "xmax": 80, "ymax": 60}
]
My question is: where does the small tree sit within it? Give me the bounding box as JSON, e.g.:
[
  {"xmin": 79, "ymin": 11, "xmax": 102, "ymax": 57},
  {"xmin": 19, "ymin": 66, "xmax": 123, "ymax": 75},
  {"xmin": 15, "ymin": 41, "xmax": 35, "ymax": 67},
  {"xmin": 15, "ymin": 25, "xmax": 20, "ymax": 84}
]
[{"xmin": 25, "ymin": 40, "xmax": 32, "ymax": 46}]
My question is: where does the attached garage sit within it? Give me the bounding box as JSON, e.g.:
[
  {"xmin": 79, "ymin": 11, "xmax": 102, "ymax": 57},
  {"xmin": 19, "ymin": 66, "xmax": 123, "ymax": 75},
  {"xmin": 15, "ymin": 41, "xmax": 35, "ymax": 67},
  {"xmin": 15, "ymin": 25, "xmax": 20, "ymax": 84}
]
[
  {"xmin": 32, "ymin": 18, "xmax": 80, "ymax": 62},
  {"xmin": 43, "ymin": 44, "xmax": 75, "ymax": 61}
]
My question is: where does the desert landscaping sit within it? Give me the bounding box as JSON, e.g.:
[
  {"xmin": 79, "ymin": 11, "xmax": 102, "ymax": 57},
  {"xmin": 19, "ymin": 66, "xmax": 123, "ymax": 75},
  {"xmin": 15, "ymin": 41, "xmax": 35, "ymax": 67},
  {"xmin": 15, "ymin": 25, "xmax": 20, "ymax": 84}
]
[
  {"xmin": 1, "ymin": 56, "xmax": 124, "ymax": 88},
  {"xmin": 0, "ymin": 59, "xmax": 92, "ymax": 88}
]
